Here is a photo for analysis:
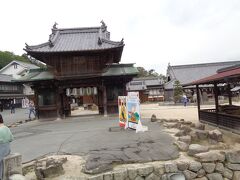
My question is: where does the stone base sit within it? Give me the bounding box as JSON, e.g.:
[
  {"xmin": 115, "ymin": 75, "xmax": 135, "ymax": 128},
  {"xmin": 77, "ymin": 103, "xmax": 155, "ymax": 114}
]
[{"xmin": 3, "ymin": 153, "xmax": 22, "ymax": 180}]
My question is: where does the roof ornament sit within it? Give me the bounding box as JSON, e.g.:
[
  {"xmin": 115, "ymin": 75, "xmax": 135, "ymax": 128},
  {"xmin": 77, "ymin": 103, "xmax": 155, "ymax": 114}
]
[
  {"xmin": 25, "ymin": 43, "xmax": 30, "ymax": 49},
  {"xmin": 98, "ymin": 37, "xmax": 102, "ymax": 45},
  {"xmin": 100, "ymin": 20, "xmax": 107, "ymax": 32},
  {"xmin": 53, "ymin": 22, "xmax": 58, "ymax": 30},
  {"xmin": 120, "ymin": 38, "xmax": 124, "ymax": 45}
]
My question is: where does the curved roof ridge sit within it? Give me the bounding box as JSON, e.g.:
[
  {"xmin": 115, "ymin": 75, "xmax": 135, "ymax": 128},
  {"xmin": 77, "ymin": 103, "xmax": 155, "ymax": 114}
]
[{"xmin": 101, "ymin": 38, "xmax": 124, "ymax": 46}]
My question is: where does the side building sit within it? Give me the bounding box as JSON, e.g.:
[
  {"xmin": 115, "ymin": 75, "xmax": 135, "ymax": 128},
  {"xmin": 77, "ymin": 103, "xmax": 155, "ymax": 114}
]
[
  {"xmin": 0, "ymin": 74, "xmax": 24, "ymax": 109},
  {"xmin": 20, "ymin": 22, "xmax": 138, "ymax": 119},
  {"xmin": 126, "ymin": 77, "xmax": 164, "ymax": 102},
  {"xmin": 165, "ymin": 61, "xmax": 240, "ymax": 102}
]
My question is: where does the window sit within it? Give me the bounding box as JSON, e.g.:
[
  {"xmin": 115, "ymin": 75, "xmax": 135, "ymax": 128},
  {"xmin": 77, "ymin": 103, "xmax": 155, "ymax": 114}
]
[{"xmin": 38, "ymin": 91, "xmax": 55, "ymax": 106}]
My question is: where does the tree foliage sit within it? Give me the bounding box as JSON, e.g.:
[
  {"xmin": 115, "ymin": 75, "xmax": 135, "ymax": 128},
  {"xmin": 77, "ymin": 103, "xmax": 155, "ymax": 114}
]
[
  {"xmin": 137, "ymin": 66, "xmax": 166, "ymax": 81},
  {"xmin": 173, "ymin": 80, "xmax": 183, "ymax": 103},
  {"xmin": 0, "ymin": 51, "xmax": 30, "ymax": 69}
]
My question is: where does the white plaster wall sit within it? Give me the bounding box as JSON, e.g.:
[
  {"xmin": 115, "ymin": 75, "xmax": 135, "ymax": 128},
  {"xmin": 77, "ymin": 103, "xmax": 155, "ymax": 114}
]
[{"xmin": 1, "ymin": 64, "xmax": 26, "ymax": 79}]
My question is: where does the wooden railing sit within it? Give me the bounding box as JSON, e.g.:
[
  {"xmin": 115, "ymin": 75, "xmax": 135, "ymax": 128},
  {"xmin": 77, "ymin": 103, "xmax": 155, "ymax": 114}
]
[{"xmin": 199, "ymin": 109, "xmax": 240, "ymax": 132}]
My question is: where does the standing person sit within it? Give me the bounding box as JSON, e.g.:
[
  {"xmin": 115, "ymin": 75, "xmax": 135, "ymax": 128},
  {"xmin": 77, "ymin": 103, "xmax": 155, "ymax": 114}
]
[
  {"xmin": 10, "ymin": 101, "xmax": 15, "ymax": 114},
  {"xmin": 0, "ymin": 114, "xmax": 14, "ymax": 179},
  {"xmin": 28, "ymin": 101, "xmax": 36, "ymax": 120},
  {"xmin": 183, "ymin": 94, "xmax": 188, "ymax": 107}
]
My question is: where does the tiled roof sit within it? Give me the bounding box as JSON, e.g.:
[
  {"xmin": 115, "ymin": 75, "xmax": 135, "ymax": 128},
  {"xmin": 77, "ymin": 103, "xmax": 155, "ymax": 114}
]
[
  {"xmin": 102, "ymin": 64, "xmax": 138, "ymax": 77},
  {"xmin": 127, "ymin": 77, "xmax": 163, "ymax": 91},
  {"xmin": 166, "ymin": 61, "xmax": 240, "ymax": 88},
  {"xmin": 191, "ymin": 66, "xmax": 240, "ymax": 85},
  {"xmin": 25, "ymin": 22, "xmax": 124, "ymax": 53},
  {"xmin": 0, "ymin": 74, "xmax": 14, "ymax": 82}
]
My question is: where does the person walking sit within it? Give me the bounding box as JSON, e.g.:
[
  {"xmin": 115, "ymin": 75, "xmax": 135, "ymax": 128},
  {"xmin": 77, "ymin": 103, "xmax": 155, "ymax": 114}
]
[
  {"xmin": 10, "ymin": 101, "xmax": 15, "ymax": 114},
  {"xmin": 28, "ymin": 101, "xmax": 36, "ymax": 120},
  {"xmin": 0, "ymin": 114, "xmax": 14, "ymax": 179},
  {"xmin": 182, "ymin": 94, "xmax": 188, "ymax": 107}
]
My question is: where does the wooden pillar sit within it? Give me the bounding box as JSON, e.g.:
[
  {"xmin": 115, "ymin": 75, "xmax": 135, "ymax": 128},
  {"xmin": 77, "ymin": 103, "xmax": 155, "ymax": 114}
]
[
  {"xmin": 196, "ymin": 85, "xmax": 201, "ymax": 120},
  {"xmin": 227, "ymin": 83, "xmax": 232, "ymax": 105},
  {"xmin": 103, "ymin": 85, "xmax": 107, "ymax": 116},
  {"xmin": 214, "ymin": 83, "xmax": 219, "ymax": 113}
]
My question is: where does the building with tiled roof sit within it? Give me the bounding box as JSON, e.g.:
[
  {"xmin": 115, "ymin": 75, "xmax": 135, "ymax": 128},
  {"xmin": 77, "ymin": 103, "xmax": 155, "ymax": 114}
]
[
  {"xmin": 20, "ymin": 22, "xmax": 138, "ymax": 119},
  {"xmin": 165, "ymin": 61, "xmax": 240, "ymax": 101}
]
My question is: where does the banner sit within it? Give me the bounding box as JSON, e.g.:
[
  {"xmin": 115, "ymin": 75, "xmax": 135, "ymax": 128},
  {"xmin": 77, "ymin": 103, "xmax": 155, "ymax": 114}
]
[
  {"xmin": 127, "ymin": 92, "xmax": 140, "ymax": 130},
  {"xmin": 118, "ymin": 96, "xmax": 127, "ymax": 127}
]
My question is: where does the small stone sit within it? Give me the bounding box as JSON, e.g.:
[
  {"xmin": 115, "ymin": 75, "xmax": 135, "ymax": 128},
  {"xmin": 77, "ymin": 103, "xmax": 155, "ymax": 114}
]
[
  {"xmin": 183, "ymin": 170, "xmax": 197, "ymax": 180},
  {"xmin": 197, "ymin": 168, "xmax": 206, "ymax": 178},
  {"xmin": 226, "ymin": 163, "xmax": 240, "ymax": 171},
  {"xmin": 175, "ymin": 130, "xmax": 186, "ymax": 137},
  {"xmin": 137, "ymin": 165, "xmax": 154, "ymax": 176},
  {"xmin": 189, "ymin": 161, "xmax": 202, "ymax": 172},
  {"xmin": 223, "ymin": 168, "xmax": 233, "ymax": 179},
  {"xmin": 182, "ymin": 121, "xmax": 192, "ymax": 125},
  {"xmin": 194, "ymin": 150, "xmax": 225, "ymax": 162},
  {"xmin": 174, "ymin": 141, "xmax": 189, "ymax": 151},
  {"xmin": 177, "ymin": 161, "xmax": 189, "ymax": 171},
  {"xmin": 233, "ymin": 171, "xmax": 240, "ymax": 180},
  {"xmin": 165, "ymin": 122, "xmax": 181, "ymax": 129},
  {"xmin": 153, "ymin": 164, "xmax": 165, "ymax": 176},
  {"xmin": 208, "ymin": 129, "xmax": 223, "ymax": 142},
  {"xmin": 189, "ymin": 131, "xmax": 198, "ymax": 141},
  {"xmin": 103, "ymin": 172, "xmax": 113, "ymax": 180},
  {"xmin": 164, "ymin": 162, "xmax": 178, "ymax": 173},
  {"xmin": 127, "ymin": 168, "xmax": 137, "ymax": 179},
  {"xmin": 151, "ymin": 114, "xmax": 157, "ymax": 122},
  {"xmin": 179, "ymin": 135, "xmax": 191, "ymax": 144},
  {"xmin": 188, "ymin": 144, "xmax": 209, "ymax": 156},
  {"xmin": 225, "ymin": 150, "xmax": 240, "ymax": 163},
  {"xmin": 195, "ymin": 123, "xmax": 205, "ymax": 130},
  {"xmin": 113, "ymin": 169, "xmax": 127, "ymax": 180},
  {"xmin": 195, "ymin": 129, "xmax": 208, "ymax": 140},
  {"xmin": 202, "ymin": 163, "xmax": 215, "ymax": 173},
  {"xmin": 206, "ymin": 173, "xmax": 223, "ymax": 180},
  {"xmin": 215, "ymin": 163, "xmax": 224, "ymax": 173},
  {"xmin": 180, "ymin": 125, "xmax": 192, "ymax": 134},
  {"xmin": 145, "ymin": 173, "xmax": 159, "ymax": 180}
]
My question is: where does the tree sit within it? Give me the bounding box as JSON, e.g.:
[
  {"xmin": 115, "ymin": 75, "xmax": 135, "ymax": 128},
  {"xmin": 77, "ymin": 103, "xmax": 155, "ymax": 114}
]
[
  {"xmin": 0, "ymin": 51, "xmax": 30, "ymax": 69},
  {"xmin": 136, "ymin": 66, "xmax": 167, "ymax": 82},
  {"xmin": 173, "ymin": 80, "xmax": 183, "ymax": 103}
]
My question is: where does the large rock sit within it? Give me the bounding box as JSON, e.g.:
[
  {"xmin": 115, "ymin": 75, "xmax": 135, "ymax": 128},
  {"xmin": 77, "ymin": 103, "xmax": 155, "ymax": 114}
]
[
  {"xmin": 226, "ymin": 163, "xmax": 240, "ymax": 171},
  {"xmin": 151, "ymin": 114, "xmax": 157, "ymax": 122},
  {"xmin": 145, "ymin": 173, "xmax": 159, "ymax": 180},
  {"xmin": 195, "ymin": 123, "xmax": 205, "ymax": 130},
  {"xmin": 113, "ymin": 169, "xmax": 128, "ymax": 180},
  {"xmin": 153, "ymin": 164, "xmax": 165, "ymax": 176},
  {"xmin": 174, "ymin": 141, "xmax": 189, "ymax": 152},
  {"xmin": 215, "ymin": 163, "xmax": 224, "ymax": 173},
  {"xmin": 197, "ymin": 168, "xmax": 206, "ymax": 178},
  {"xmin": 189, "ymin": 161, "xmax": 202, "ymax": 172},
  {"xmin": 127, "ymin": 168, "xmax": 138, "ymax": 179},
  {"xmin": 193, "ymin": 177, "xmax": 207, "ymax": 180},
  {"xmin": 183, "ymin": 170, "xmax": 197, "ymax": 180},
  {"xmin": 34, "ymin": 158, "xmax": 66, "ymax": 179},
  {"xmin": 137, "ymin": 165, "xmax": 154, "ymax": 176},
  {"xmin": 202, "ymin": 163, "xmax": 215, "ymax": 173},
  {"xmin": 233, "ymin": 171, "xmax": 240, "ymax": 180},
  {"xmin": 177, "ymin": 161, "xmax": 189, "ymax": 171},
  {"xmin": 180, "ymin": 125, "xmax": 192, "ymax": 134},
  {"xmin": 208, "ymin": 129, "xmax": 223, "ymax": 142},
  {"xmin": 103, "ymin": 172, "xmax": 112, "ymax": 180},
  {"xmin": 188, "ymin": 144, "xmax": 209, "ymax": 156},
  {"xmin": 164, "ymin": 162, "xmax": 178, "ymax": 173},
  {"xmin": 223, "ymin": 168, "xmax": 233, "ymax": 179},
  {"xmin": 206, "ymin": 173, "xmax": 223, "ymax": 180},
  {"xmin": 225, "ymin": 150, "xmax": 240, "ymax": 163},
  {"xmin": 194, "ymin": 150, "xmax": 225, "ymax": 162},
  {"xmin": 195, "ymin": 130, "xmax": 208, "ymax": 140},
  {"xmin": 165, "ymin": 122, "xmax": 181, "ymax": 129},
  {"xmin": 175, "ymin": 130, "xmax": 186, "ymax": 137},
  {"xmin": 179, "ymin": 136, "xmax": 191, "ymax": 144}
]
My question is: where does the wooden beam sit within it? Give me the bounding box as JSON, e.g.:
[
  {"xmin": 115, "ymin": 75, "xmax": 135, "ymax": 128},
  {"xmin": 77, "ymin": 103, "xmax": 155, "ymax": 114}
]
[
  {"xmin": 227, "ymin": 83, "xmax": 232, "ymax": 105},
  {"xmin": 214, "ymin": 83, "xmax": 219, "ymax": 113},
  {"xmin": 196, "ymin": 85, "xmax": 201, "ymax": 120},
  {"xmin": 103, "ymin": 85, "xmax": 107, "ymax": 116}
]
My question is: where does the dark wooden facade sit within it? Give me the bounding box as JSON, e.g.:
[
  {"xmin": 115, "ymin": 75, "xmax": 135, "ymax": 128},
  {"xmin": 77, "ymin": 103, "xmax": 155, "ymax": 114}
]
[{"xmin": 23, "ymin": 22, "xmax": 138, "ymax": 119}]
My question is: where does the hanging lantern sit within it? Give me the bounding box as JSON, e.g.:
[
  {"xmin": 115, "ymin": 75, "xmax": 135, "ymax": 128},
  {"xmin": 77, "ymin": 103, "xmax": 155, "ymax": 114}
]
[
  {"xmin": 79, "ymin": 88, "xmax": 83, "ymax": 96},
  {"xmin": 72, "ymin": 88, "xmax": 77, "ymax": 96},
  {"xmin": 66, "ymin": 88, "xmax": 70, "ymax": 96},
  {"xmin": 93, "ymin": 87, "xmax": 97, "ymax": 95},
  {"xmin": 86, "ymin": 87, "xmax": 92, "ymax": 95}
]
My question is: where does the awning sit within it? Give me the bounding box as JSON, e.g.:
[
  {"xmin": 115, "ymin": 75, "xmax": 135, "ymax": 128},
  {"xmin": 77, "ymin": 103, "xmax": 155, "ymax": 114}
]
[
  {"xmin": 231, "ymin": 86, "xmax": 240, "ymax": 92},
  {"xmin": 0, "ymin": 94, "xmax": 25, "ymax": 99}
]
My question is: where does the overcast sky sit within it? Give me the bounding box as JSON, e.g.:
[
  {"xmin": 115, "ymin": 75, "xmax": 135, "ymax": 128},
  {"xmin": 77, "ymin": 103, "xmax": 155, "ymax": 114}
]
[{"xmin": 1, "ymin": 0, "xmax": 240, "ymax": 74}]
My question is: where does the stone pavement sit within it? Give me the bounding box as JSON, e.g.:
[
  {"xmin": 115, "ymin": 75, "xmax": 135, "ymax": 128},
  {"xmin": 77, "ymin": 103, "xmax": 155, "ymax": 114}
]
[
  {"xmin": 0, "ymin": 108, "xmax": 29, "ymax": 126},
  {"xmin": 10, "ymin": 115, "xmax": 179, "ymax": 172}
]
